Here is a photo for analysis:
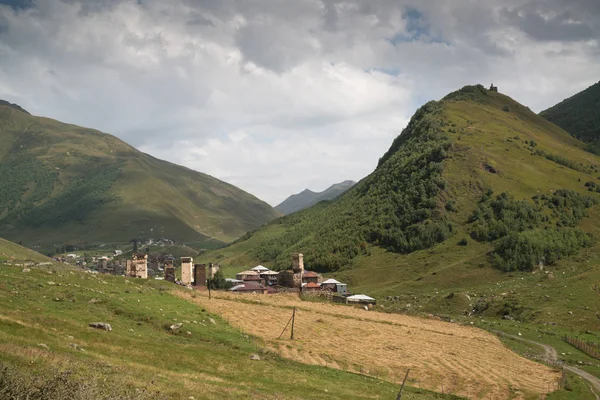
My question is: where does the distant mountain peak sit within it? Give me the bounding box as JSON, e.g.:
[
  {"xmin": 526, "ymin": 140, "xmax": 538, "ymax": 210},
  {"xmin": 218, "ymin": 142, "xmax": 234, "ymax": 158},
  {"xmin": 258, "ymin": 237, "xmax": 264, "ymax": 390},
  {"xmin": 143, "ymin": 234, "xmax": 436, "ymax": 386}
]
[
  {"xmin": 0, "ymin": 99, "xmax": 30, "ymax": 115},
  {"xmin": 276, "ymin": 180, "xmax": 356, "ymax": 215}
]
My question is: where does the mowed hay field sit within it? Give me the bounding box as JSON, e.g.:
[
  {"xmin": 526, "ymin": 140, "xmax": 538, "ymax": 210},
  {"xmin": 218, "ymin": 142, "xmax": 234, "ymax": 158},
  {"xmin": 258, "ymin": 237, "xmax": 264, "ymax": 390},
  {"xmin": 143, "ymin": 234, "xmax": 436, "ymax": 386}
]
[{"xmin": 179, "ymin": 291, "xmax": 560, "ymax": 400}]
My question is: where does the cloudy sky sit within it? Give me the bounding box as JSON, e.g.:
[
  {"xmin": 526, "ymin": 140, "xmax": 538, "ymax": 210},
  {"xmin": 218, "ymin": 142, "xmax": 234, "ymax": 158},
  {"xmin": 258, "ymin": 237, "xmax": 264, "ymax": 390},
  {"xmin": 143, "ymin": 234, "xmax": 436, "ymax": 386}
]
[{"xmin": 0, "ymin": 0, "xmax": 599, "ymax": 205}]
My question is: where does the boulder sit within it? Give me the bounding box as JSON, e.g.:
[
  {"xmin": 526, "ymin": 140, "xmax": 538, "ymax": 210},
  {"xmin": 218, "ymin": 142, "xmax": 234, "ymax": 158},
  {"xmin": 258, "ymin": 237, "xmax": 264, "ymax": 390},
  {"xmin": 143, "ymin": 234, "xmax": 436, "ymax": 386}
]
[
  {"xmin": 249, "ymin": 354, "xmax": 261, "ymax": 361},
  {"xmin": 208, "ymin": 318, "xmax": 216, "ymax": 325},
  {"xmin": 89, "ymin": 322, "xmax": 112, "ymax": 331},
  {"xmin": 170, "ymin": 323, "xmax": 183, "ymax": 331}
]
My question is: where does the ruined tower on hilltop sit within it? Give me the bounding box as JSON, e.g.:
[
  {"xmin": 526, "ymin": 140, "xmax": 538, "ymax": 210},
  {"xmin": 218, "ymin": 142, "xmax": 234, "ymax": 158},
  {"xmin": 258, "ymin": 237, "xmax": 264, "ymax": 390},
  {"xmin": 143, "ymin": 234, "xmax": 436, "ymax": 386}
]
[
  {"xmin": 181, "ymin": 257, "xmax": 194, "ymax": 285},
  {"xmin": 489, "ymin": 83, "xmax": 498, "ymax": 92}
]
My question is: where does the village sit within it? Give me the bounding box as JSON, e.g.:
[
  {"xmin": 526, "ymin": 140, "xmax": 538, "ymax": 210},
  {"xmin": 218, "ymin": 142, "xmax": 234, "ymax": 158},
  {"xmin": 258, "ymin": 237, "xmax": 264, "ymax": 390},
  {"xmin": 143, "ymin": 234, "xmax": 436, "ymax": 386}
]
[{"xmin": 70, "ymin": 250, "xmax": 377, "ymax": 307}]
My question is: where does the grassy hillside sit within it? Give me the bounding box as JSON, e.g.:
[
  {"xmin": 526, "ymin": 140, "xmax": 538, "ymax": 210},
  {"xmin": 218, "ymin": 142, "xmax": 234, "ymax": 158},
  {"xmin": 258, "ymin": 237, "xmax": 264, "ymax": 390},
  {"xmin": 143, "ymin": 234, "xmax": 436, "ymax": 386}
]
[
  {"xmin": 198, "ymin": 85, "xmax": 600, "ymax": 330},
  {"xmin": 0, "ymin": 236, "xmax": 54, "ymax": 264},
  {"xmin": 0, "ymin": 263, "xmax": 464, "ymax": 400},
  {"xmin": 0, "ymin": 103, "xmax": 278, "ymax": 251},
  {"xmin": 540, "ymin": 80, "xmax": 600, "ymax": 152}
]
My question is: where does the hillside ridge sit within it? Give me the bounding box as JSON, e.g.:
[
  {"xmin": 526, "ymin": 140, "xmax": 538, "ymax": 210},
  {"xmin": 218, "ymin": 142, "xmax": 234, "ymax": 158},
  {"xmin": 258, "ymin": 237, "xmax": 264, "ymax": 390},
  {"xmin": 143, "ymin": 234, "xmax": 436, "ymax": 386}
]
[
  {"xmin": 0, "ymin": 104, "xmax": 278, "ymax": 250},
  {"xmin": 0, "ymin": 99, "xmax": 30, "ymax": 115},
  {"xmin": 199, "ymin": 84, "xmax": 600, "ymax": 331},
  {"xmin": 275, "ymin": 180, "xmax": 355, "ymax": 215},
  {"xmin": 540, "ymin": 80, "xmax": 600, "ymax": 152}
]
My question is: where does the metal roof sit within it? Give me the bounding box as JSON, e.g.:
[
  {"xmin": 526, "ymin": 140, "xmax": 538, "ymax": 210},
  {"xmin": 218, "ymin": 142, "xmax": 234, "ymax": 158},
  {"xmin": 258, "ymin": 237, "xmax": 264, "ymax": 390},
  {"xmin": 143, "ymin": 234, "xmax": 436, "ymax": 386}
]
[
  {"xmin": 346, "ymin": 294, "xmax": 375, "ymax": 301},
  {"xmin": 236, "ymin": 270, "xmax": 259, "ymax": 275},
  {"xmin": 322, "ymin": 278, "xmax": 342, "ymax": 284}
]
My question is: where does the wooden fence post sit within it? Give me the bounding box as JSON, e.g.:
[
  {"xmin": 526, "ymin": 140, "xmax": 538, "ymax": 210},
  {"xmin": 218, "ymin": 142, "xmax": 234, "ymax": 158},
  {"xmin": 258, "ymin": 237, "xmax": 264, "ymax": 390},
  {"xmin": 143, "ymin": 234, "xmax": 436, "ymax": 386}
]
[{"xmin": 396, "ymin": 369, "xmax": 410, "ymax": 400}]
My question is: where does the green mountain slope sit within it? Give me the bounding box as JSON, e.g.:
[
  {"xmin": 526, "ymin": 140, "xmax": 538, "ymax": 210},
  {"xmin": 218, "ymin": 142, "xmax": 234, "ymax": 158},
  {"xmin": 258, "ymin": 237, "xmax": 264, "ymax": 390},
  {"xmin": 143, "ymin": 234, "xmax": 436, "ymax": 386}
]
[
  {"xmin": 540, "ymin": 80, "xmax": 600, "ymax": 151},
  {"xmin": 275, "ymin": 180, "xmax": 355, "ymax": 215},
  {"xmin": 200, "ymin": 85, "xmax": 600, "ymax": 330},
  {"xmin": 0, "ymin": 236, "xmax": 54, "ymax": 263},
  {"xmin": 0, "ymin": 103, "xmax": 278, "ymax": 249}
]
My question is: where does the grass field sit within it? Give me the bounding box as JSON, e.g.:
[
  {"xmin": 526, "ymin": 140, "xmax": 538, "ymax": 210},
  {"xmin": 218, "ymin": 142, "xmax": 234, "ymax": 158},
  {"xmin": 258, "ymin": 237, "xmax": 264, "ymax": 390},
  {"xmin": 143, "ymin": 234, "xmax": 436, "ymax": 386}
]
[
  {"xmin": 178, "ymin": 290, "xmax": 561, "ymax": 400},
  {"xmin": 0, "ymin": 261, "xmax": 467, "ymax": 400}
]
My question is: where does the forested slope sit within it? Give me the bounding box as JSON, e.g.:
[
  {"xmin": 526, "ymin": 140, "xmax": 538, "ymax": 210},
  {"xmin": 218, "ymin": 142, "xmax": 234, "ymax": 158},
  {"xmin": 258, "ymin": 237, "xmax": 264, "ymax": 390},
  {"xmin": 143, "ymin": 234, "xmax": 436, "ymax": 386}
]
[
  {"xmin": 200, "ymin": 85, "xmax": 600, "ymax": 329},
  {"xmin": 540, "ymin": 80, "xmax": 600, "ymax": 152}
]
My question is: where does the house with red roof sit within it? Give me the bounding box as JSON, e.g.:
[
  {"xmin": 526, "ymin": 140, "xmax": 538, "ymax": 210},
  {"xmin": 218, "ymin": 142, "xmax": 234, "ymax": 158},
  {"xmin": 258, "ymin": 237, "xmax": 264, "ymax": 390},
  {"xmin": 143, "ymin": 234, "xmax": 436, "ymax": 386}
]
[
  {"xmin": 303, "ymin": 282, "xmax": 322, "ymax": 291},
  {"xmin": 302, "ymin": 270, "xmax": 322, "ymax": 284}
]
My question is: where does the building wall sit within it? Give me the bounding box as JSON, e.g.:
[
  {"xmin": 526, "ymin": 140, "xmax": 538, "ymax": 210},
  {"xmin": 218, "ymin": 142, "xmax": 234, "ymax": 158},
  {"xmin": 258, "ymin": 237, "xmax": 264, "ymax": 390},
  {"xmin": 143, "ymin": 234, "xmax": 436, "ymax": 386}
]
[
  {"xmin": 278, "ymin": 270, "xmax": 302, "ymax": 288},
  {"xmin": 207, "ymin": 263, "xmax": 220, "ymax": 279},
  {"xmin": 181, "ymin": 257, "xmax": 194, "ymax": 285},
  {"xmin": 194, "ymin": 264, "xmax": 206, "ymax": 288},
  {"xmin": 164, "ymin": 260, "xmax": 175, "ymax": 282},
  {"xmin": 292, "ymin": 253, "xmax": 304, "ymax": 273},
  {"xmin": 132, "ymin": 254, "xmax": 148, "ymax": 279},
  {"xmin": 302, "ymin": 276, "xmax": 320, "ymax": 284}
]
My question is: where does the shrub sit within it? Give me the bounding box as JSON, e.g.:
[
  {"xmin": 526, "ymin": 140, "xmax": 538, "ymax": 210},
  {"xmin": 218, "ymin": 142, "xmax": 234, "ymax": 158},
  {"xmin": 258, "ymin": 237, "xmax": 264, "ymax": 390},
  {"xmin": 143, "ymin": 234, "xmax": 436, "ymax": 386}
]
[
  {"xmin": 445, "ymin": 200, "xmax": 457, "ymax": 212},
  {"xmin": 491, "ymin": 228, "xmax": 592, "ymax": 272},
  {"xmin": 469, "ymin": 190, "xmax": 597, "ymax": 271}
]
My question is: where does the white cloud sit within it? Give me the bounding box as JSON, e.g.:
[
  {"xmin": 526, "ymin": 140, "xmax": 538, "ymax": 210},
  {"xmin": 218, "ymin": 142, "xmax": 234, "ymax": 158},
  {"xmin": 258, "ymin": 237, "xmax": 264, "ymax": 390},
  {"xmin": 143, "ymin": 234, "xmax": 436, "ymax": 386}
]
[{"xmin": 0, "ymin": 0, "xmax": 598, "ymax": 205}]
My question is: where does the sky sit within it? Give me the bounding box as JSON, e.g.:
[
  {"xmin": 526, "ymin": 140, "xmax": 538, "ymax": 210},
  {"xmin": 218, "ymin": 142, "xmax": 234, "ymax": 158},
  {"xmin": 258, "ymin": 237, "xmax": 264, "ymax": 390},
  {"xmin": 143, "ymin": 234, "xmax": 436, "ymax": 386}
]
[{"xmin": 0, "ymin": 0, "xmax": 599, "ymax": 206}]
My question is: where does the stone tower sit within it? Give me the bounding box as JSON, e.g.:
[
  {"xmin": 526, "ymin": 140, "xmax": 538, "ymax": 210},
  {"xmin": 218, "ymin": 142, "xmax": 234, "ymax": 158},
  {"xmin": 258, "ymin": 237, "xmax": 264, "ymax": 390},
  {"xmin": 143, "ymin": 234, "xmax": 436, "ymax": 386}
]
[
  {"xmin": 164, "ymin": 259, "xmax": 175, "ymax": 282},
  {"xmin": 131, "ymin": 253, "xmax": 148, "ymax": 279},
  {"xmin": 194, "ymin": 264, "xmax": 207, "ymax": 288},
  {"xmin": 207, "ymin": 263, "xmax": 220, "ymax": 279},
  {"xmin": 292, "ymin": 253, "xmax": 304, "ymax": 274},
  {"xmin": 181, "ymin": 257, "xmax": 194, "ymax": 285}
]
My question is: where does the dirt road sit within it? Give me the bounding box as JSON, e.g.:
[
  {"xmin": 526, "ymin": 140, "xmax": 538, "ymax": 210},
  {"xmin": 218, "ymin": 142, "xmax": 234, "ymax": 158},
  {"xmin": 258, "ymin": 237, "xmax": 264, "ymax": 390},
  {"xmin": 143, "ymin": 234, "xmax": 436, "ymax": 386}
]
[{"xmin": 495, "ymin": 331, "xmax": 600, "ymax": 399}]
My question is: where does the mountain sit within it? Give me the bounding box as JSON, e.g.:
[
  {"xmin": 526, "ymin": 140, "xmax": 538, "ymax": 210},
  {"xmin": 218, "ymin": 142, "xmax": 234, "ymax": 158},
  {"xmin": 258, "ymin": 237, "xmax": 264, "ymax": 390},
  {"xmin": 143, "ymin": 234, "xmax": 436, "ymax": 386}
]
[
  {"xmin": 200, "ymin": 84, "xmax": 600, "ymax": 330},
  {"xmin": 0, "ymin": 102, "xmax": 279, "ymax": 250},
  {"xmin": 540, "ymin": 80, "xmax": 600, "ymax": 152},
  {"xmin": 275, "ymin": 180, "xmax": 355, "ymax": 215}
]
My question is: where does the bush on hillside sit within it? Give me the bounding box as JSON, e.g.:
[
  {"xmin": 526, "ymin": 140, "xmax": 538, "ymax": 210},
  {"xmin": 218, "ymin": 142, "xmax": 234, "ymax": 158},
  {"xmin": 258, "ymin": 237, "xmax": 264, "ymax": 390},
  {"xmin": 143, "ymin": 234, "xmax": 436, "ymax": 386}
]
[
  {"xmin": 491, "ymin": 228, "xmax": 592, "ymax": 272},
  {"xmin": 469, "ymin": 190, "xmax": 597, "ymax": 271},
  {"xmin": 469, "ymin": 192, "xmax": 542, "ymax": 241}
]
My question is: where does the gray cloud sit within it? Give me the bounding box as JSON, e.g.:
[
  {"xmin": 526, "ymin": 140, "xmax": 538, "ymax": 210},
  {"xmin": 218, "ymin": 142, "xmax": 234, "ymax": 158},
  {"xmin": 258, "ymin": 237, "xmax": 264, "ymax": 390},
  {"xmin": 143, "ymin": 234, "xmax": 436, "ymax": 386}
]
[
  {"xmin": 0, "ymin": 0, "xmax": 599, "ymax": 204},
  {"xmin": 500, "ymin": 0, "xmax": 600, "ymax": 42}
]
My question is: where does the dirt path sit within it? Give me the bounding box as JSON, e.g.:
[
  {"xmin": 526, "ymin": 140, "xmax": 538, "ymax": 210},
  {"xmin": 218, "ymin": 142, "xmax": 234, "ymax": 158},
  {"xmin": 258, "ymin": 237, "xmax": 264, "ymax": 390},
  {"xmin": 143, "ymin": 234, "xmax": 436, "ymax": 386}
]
[{"xmin": 495, "ymin": 330, "xmax": 600, "ymax": 399}]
